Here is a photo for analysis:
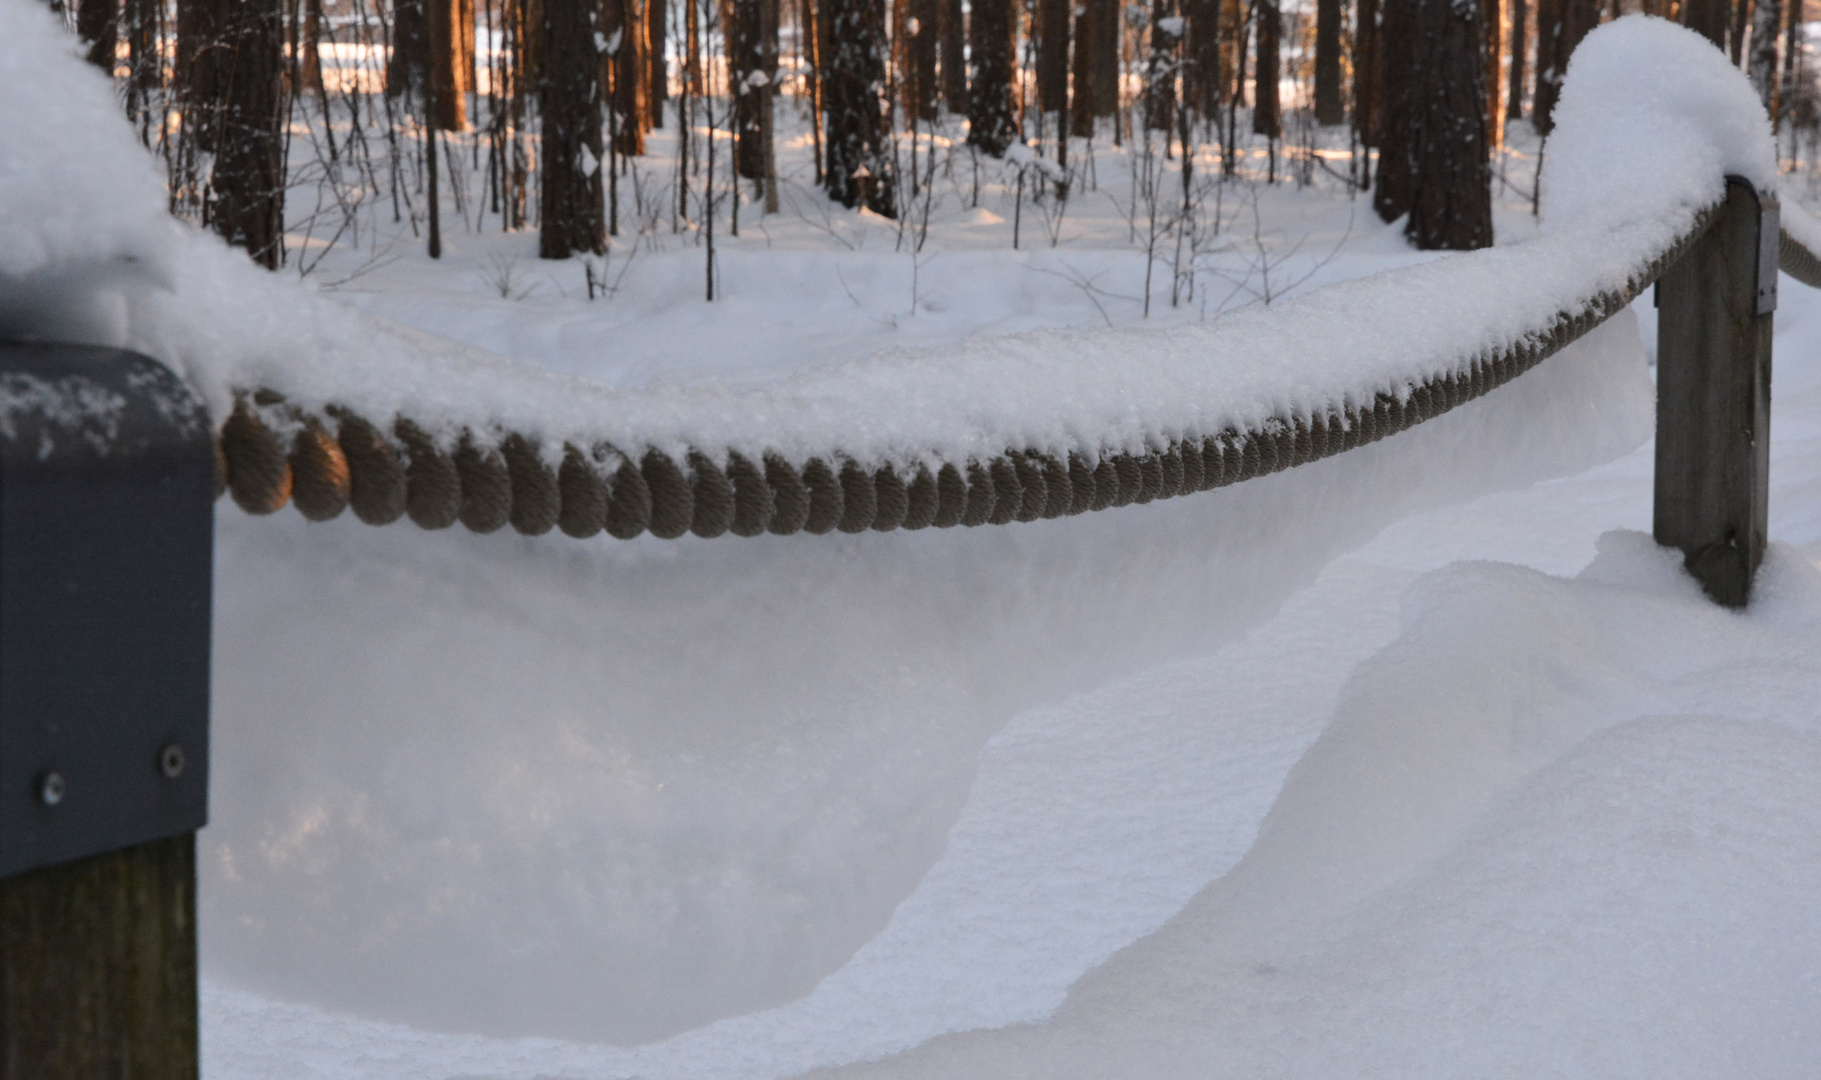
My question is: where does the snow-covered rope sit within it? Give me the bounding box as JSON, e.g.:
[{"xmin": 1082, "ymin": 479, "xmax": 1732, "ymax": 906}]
[
  {"xmin": 216, "ymin": 214, "xmax": 1722, "ymax": 540},
  {"xmin": 0, "ymin": 12, "xmax": 1806, "ymax": 541}
]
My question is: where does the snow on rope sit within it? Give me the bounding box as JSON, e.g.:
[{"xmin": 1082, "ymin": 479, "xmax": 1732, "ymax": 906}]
[{"xmin": 0, "ymin": 11, "xmax": 1811, "ymax": 541}]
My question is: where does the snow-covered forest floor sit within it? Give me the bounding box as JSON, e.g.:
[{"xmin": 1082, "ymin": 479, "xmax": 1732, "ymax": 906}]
[
  {"xmin": 194, "ymin": 98, "xmax": 1821, "ymax": 1080},
  {"xmin": 4, "ymin": 8, "xmax": 1819, "ymax": 1075}
]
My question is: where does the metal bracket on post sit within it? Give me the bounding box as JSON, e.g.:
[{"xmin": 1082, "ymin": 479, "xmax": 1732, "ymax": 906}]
[
  {"xmin": 1653, "ymin": 176, "xmax": 1776, "ymax": 607},
  {"xmin": 0, "ymin": 343, "xmax": 213, "ymax": 1079}
]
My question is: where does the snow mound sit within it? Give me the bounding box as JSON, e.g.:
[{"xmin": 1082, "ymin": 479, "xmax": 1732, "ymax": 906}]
[
  {"xmin": 809, "ymin": 534, "xmax": 1821, "ymax": 1080},
  {"xmin": 198, "ymin": 317, "xmax": 1650, "ymax": 1047}
]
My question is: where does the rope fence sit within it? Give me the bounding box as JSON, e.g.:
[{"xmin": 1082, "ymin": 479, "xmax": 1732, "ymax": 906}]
[{"xmin": 214, "ymin": 202, "xmax": 1778, "ymax": 543}]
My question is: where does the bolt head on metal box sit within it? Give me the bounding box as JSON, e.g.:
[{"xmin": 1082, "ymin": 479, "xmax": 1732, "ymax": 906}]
[{"xmin": 0, "ymin": 343, "xmax": 213, "ymax": 879}]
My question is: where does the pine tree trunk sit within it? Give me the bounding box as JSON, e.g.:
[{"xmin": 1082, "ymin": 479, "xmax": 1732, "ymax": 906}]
[
  {"xmin": 77, "ymin": 0, "xmax": 117, "ymax": 70},
  {"xmin": 300, "ymin": 0, "xmax": 325, "ymax": 92},
  {"xmin": 906, "ymin": 0, "xmax": 939, "ymax": 118},
  {"xmin": 1531, "ymin": 0, "xmax": 1595, "ymax": 134},
  {"xmin": 124, "ymin": 0, "xmax": 161, "ymax": 133},
  {"xmin": 1071, "ymin": 0, "xmax": 1118, "ymax": 133},
  {"xmin": 207, "ymin": 0, "xmax": 288, "ymax": 268},
  {"xmin": 1356, "ymin": 0, "xmax": 1380, "ymax": 145},
  {"xmin": 823, "ymin": 0, "xmax": 896, "ymax": 209},
  {"xmin": 1253, "ymin": 0, "xmax": 1280, "ymax": 137},
  {"xmin": 1145, "ymin": 0, "xmax": 1181, "ymax": 132},
  {"xmin": 1782, "ymin": 0, "xmax": 1803, "ymax": 133},
  {"xmin": 1482, "ymin": 0, "xmax": 1501, "ymax": 150},
  {"xmin": 388, "ymin": 0, "xmax": 429, "ymax": 100},
  {"xmin": 1314, "ymin": 0, "xmax": 1343, "ymax": 124},
  {"xmin": 603, "ymin": 0, "xmax": 649, "ymax": 155},
  {"xmin": 1184, "ymin": 0, "xmax": 1220, "ymax": 120},
  {"xmin": 649, "ymin": 0, "xmax": 669, "ymax": 127},
  {"xmin": 1683, "ymin": 0, "xmax": 1727, "ymax": 47},
  {"xmin": 1506, "ymin": 0, "xmax": 1527, "ymax": 120},
  {"xmin": 177, "ymin": 0, "xmax": 225, "ymax": 155},
  {"xmin": 1750, "ymin": 0, "xmax": 1779, "ymax": 107},
  {"xmin": 539, "ymin": 0, "xmax": 605, "ymax": 256},
  {"xmin": 428, "ymin": 0, "xmax": 474, "ymax": 129},
  {"xmin": 1373, "ymin": 0, "xmax": 1414, "ymax": 218},
  {"xmin": 731, "ymin": 0, "xmax": 777, "ymax": 177},
  {"xmin": 1399, "ymin": 0, "xmax": 1491, "ymax": 248},
  {"xmin": 1037, "ymin": 0, "xmax": 1071, "ymax": 113},
  {"xmin": 967, "ymin": 0, "xmax": 1017, "ymax": 153},
  {"xmin": 939, "ymin": 0, "xmax": 968, "ymax": 110},
  {"xmin": 1730, "ymin": 0, "xmax": 1750, "ymax": 63}
]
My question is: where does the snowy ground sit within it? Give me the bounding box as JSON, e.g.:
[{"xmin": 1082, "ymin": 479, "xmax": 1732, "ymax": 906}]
[
  {"xmin": 3, "ymin": 8, "xmax": 1816, "ymax": 1076},
  {"xmin": 204, "ymin": 96, "xmax": 1821, "ymax": 1080}
]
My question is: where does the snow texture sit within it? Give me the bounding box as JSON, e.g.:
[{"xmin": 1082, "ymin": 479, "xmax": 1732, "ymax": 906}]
[
  {"xmin": 196, "ymin": 315, "xmax": 1652, "ymax": 1049},
  {"xmin": 0, "ymin": 8, "xmax": 1777, "ymax": 469}
]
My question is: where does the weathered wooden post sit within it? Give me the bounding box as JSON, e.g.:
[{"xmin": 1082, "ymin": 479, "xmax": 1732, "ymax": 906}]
[
  {"xmin": 0, "ymin": 343, "xmax": 213, "ymax": 1078},
  {"xmin": 1655, "ymin": 176, "xmax": 1778, "ymax": 607}
]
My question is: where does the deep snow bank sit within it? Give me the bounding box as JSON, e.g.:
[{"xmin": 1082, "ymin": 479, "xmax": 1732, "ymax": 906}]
[
  {"xmin": 0, "ymin": 6, "xmax": 1772, "ymax": 466},
  {"xmin": 814, "ymin": 534, "xmax": 1821, "ymax": 1080},
  {"xmin": 199, "ymin": 314, "xmax": 1651, "ymax": 1044}
]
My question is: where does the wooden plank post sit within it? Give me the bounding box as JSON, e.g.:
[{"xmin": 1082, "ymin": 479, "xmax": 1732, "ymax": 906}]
[
  {"xmin": 0, "ymin": 344, "xmax": 214, "ymax": 1079},
  {"xmin": 1654, "ymin": 176, "xmax": 1778, "ymax": 607}
]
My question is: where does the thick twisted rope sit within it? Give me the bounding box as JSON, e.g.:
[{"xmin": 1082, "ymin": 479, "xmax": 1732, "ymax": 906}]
[{"xmin": 217, "ymin": 210, "xmax": 1802, "ymax": 540}]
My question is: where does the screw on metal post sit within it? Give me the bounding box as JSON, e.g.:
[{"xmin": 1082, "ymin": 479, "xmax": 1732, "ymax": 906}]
[
  {"xmin": 37, "ymin": 770, "xmax": 65, "ymax": 807},
  {"xmin": 160, "ymin": 744, "xmax": 186, "ymax": 780}
]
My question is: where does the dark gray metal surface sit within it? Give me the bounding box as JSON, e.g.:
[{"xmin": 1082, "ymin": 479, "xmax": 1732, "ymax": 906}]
[{"xmin": 0, "ymin": 343, "xmax": 212, "ymax": 879}]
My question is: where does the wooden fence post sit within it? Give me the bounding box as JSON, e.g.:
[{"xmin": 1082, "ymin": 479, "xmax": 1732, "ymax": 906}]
[
  {"xmin": 0, "ymin": 343, "xmax": 213, "ymax": 1079},
  {"xmin": 1654, "ymin": 176, "xmax": 1777, "ymax": 607}
]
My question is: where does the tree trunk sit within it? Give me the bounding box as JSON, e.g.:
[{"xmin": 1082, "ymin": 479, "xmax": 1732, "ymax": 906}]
[
  {"xmin": 1356, "ymin": 0, "xmax": 1381, "ymax": 144},
  {"xmin": 939, "ymin": 0, "xmax": 968, "ymax": 110},
  {"xmin": 123, "ymin": 0, "xmax": 161, "ymax": 133},
  {"xmin": 649, "ymin": 0, "xmax": 669, "ymax": 126},
  {"xmin": 299, "ymin": 0, "xmax": 325, "ymax": 92},
  {"xmin": 1683, "ymin": 0, "xmax": 1728, "ymax": 46},
  {"xmin": 1506, "ymin": 0, "xmax": 1526, "ymax": 120},
  {"xmin": 1373, "ymin": 0, "xmax": 1414, "ymax": 218},
  {"xmin": 1315, "ymin": 0, "xmax": 1343, "ymax": 124},
  {"xmin": 1531, "ymin": 0, "xmax": 1595, "ymax": 134},
  {"xmin": 428, "ymin": 0, "xmax": 475, "ymax": 129},
  {"xmin": 1782, "ymin": 0, "xmax": 1803, "ymax": 132},
  {"xmin": 177, "ymin": 0, "xmax": 226, "ymax": 154},
  {"xmin": 1397, "ymin": 0, "xmax": 1492, "ymax": 248},
  {"xmin": 1253, "ymin": 0, "xmax": 1280, "ymax": 137},
  {"xmin": 77, "ymin": 0, "xmax": 117, "ymax": 70},
  {"xmin": 823, "ymin": 0, "xmax": 896, "ymax": 209},
  {"xmin": 1482, "ymin": 0, "xmax": 1501, "ymax": 150},
  {"xmin": 1071, "ymin": 0, "xmax": 1118, "ymax": 133},
  {"xmin": 1145, "ymin": 0, "xmax": 1181, "ymax": 131},
  {"xmin": 1184, "ymin": 0, "xmax": 1221, "ymax": 120},
  {"xmin": 207, "ymin": 0, "xmax": 288, "ymax": 268},
  {"xmin": 967, "ymin": 0, "xmax": 1018, "ymax": 153},
  {"xmin": 906, "ymin": 0, "xmax": 939, "ymax": 118},
  {"xmin": 731, "ymin": 0, "xmax": 778, "ymax": 177},
  {"xmin": 603, "ymin": 0, "xmax": 650, "ymax": 155},
  {"xmin": 1750, "ymin": 0, "xmax": 1778, "ymax": 107},
  {"xmin": 1037, "ymin": 0, "xmax": 1071, "ymax": 113},
  {"xmin": 539, "ymin": 0, "xmax": 605, "ymax": 256},
  {"xmin": 388, "ymin": 0, "xmax": 429, "ymax": 100},
  {"xmin": 1730, "ymin": 0, "xmax": 1751, "ymax": 64}
]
